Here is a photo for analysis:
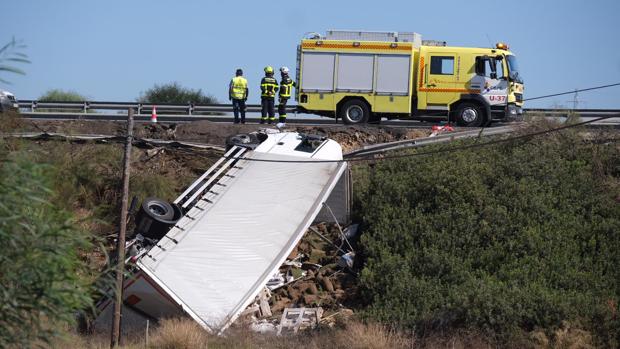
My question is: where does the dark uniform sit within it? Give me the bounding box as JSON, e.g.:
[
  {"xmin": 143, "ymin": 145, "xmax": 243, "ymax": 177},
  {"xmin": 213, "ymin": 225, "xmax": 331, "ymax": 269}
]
[
  {"xmin": 260, "ymin": 75, "xmax": 278, "ymax": 124},
  {"xmin": 278, "ymin": 75, "xmax": 296, "ymax": 123}
]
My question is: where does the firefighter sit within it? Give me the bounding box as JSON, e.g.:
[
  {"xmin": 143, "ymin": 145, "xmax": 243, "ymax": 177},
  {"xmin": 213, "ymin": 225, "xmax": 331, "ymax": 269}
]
[
  {"xmin": 278, "ymin": 66, "xmax": 296, "ymax": 125},
  {"xmin": 229, "ymin": 68, "xmax": 248, "ymax": 124},
  {"xmin": 260, "ymin": 66, "xmax": 278, "ymax": 124}
]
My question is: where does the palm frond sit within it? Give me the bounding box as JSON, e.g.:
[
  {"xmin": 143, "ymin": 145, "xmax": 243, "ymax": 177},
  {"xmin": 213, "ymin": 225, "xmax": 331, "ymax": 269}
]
[
  {"xmin": 0, "ymin": 65, "xmax": 26, "ymax": 75},
  {"xmin": 0, "ymin": 37, "xmax": 29, "ymax": 83}
]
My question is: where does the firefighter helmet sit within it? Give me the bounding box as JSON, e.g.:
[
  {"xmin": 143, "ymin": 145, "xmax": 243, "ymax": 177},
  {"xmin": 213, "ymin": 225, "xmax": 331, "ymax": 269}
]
[
  {"xmin": 264, "ymin": 66, "xmax": 274, "ymax": 74},
  {"xmin": 280, "ymin": 66, "xmax": 290, "ymax": 74}
]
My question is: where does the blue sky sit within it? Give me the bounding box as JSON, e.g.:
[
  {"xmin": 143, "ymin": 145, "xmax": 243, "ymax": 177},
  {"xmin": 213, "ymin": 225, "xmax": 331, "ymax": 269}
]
[{"xmin": 2, "ymin": 0, "xmax": 620, "ymax": 108}]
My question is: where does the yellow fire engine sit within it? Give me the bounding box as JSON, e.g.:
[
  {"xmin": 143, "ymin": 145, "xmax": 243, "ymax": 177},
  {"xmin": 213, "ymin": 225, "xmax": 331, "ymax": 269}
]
[{"xmin": 296, "ymin": 30, "xmax": 524, "ymax": 126}]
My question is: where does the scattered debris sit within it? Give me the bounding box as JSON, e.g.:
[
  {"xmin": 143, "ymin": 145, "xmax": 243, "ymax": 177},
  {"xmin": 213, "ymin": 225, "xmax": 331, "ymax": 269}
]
[
  {"xmin": 250, "ymin": 319, "xmax": 278, "ymax": 334},
  {"xmin": 338, "ymin": 251, "xmax": 355, "ymax": 269},
  {"xmin": 277, "ymin": 307, "xmax": 324, "ymax": 335},
  {"xmin": 429, "ymin": 124, "xmax": 455, "ymax": 137},
  {"xmin": 16, "ymin": 119, "xmax": 431, "ymax": 153},
  {"xmin": 343, "ymin": 224, "xmax": 359, "ymax": 240}
]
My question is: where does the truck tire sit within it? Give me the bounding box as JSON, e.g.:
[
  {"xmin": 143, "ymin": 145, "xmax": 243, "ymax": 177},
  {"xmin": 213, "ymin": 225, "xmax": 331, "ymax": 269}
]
[
  {"xmin": 340, "ymin": 99, "xmax": 370, "ymax": 125},
  {"xmin": 454, "ymin": 102, "xmax": 485, "ymax": 127},
  {"xmin": 142, "ymin": 197, "xmax": 175, "ymax": 220},
  {"xmin": 225, "ymin": 133, "xmax": 261, "ymax": 150},
  {"xmin": 134, "ymin": 197, "xmax": 182, "ymax": 240}
]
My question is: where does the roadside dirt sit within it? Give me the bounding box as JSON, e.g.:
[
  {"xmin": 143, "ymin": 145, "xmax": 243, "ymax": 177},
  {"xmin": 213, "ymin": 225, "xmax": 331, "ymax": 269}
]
[{"xmin": 16, "ymin": 119, "xmax": 430, "ymax": 153}]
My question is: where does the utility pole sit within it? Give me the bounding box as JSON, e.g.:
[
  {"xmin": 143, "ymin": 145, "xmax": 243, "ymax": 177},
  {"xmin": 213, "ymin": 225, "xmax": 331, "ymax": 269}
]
[
  {"xmin": 567, "ymin": 88, "xmax": 580, "ymax": 110},
  {"xmin": 111, "ymin": 108, "xmax": 134, "ymax": 348}
]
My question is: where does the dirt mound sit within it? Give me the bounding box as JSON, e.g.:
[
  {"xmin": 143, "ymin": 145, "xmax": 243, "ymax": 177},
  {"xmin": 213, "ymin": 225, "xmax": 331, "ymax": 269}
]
[{"xmin": 19, "ymin": 119, "xmax": 430, "ymax": 152}]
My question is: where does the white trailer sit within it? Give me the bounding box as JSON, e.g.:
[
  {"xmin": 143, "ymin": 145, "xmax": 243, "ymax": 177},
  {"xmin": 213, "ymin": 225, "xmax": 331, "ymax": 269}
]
[{"xmin": 94, "ymin": 131, "xmax": 350, "ymax": 334}]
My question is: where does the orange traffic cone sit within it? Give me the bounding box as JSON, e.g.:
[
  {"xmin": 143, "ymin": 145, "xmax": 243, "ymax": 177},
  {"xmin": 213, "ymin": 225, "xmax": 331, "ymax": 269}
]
[{"xmin": 151, "ymin": 106, "xmax": 158, "ymax": 123}]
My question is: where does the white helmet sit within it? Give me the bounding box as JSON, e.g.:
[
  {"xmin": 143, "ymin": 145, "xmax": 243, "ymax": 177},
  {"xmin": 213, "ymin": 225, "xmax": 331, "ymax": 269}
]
[{"xmin": 280, "ymin": 66, "xmax": 290, "ymax": 74}]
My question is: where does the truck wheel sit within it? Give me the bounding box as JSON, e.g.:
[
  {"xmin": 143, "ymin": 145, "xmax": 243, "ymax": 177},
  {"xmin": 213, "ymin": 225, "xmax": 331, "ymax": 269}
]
[
  {"xmin": 455, "ymin": 102, "xmax": 485, "ymax": 127},
  {"xmin": 134, "ymin": 197, "xmax": 183, "ymax": 240},
  {"xmin": 225, "ymin": 133, "xmax": 261, "ymax": 150},
  {"xmin": 142, "ymin": 197, "xmax": 175, "ymax": 220},
  {"xmin": 340, "ymin": 99, "xmax": 370, "ymax": 125}
]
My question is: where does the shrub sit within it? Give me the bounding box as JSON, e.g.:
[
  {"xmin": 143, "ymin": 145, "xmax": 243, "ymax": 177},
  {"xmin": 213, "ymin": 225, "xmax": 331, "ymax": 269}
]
[
  {"xmin": 39, "ymin": 89, "xmax": 87, "ymax": 102},
  {"xmin": 138, "ymin": 82, "xmax": 217, "ymax": 105},
  {"xmin": 0, "ymin": 150, "xmax": 95, "ymax": 347},
  {"xmin": 356, "ymin": 125, "xmax": 620, "ymax": 345}
]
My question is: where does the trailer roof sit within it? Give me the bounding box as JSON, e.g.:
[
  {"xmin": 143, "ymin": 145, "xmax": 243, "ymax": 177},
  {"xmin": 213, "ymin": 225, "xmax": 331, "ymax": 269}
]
[{"xmin": 138, "ymin": 132, "xmax": 346, "ymax": 333}]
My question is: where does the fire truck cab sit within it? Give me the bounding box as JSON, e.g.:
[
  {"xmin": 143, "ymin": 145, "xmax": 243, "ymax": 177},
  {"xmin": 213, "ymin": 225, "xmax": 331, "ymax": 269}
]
[{"xmin": 296, "ymin": 30, "xmax": 524, "ymax": 126}]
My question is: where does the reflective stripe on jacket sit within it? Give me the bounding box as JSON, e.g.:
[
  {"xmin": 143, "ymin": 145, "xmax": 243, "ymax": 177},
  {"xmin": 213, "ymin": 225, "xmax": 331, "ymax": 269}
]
[
  {"xmin": 230, "ymin": 76, "xmax": 248, "ymax": 99},
  {"xmin": 260, "ymin": 77, "xmax": 278, "ymax": 98},
  {"xmin": 279, "ymin": 77, "xmax": 296, "ymax": 98}
]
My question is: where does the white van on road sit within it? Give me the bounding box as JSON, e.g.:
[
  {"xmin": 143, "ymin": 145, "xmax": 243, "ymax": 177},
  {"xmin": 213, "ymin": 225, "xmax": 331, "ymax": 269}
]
[{"xmin": 0, "ymin": 90, "xmax": 19, "ymax": 113}]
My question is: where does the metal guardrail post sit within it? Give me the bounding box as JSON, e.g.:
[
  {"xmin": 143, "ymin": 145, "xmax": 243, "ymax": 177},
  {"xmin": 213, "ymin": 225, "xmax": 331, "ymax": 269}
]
[{"xmin": 189, "ymin": 103, "xmax": 193, "ymax": 115}]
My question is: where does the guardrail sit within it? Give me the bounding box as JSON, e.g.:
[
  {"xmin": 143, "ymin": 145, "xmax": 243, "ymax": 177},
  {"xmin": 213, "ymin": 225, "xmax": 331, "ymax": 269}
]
[
  {"xmin": 15, "ymin": 100, "xmax": 620, "ymax": 119},
  {"xmin": 16, "ymin": 100, "xmax": 298, "ymax": 115}
]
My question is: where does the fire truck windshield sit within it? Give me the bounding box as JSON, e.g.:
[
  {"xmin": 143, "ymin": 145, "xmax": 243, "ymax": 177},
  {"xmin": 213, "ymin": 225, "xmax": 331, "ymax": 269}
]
[{"xmin": 506, "ymin": 55, "xmax": 523, "ymax": 83}]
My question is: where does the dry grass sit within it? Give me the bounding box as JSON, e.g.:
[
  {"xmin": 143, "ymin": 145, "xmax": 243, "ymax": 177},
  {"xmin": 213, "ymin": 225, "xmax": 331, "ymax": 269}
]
[
  {"xmin": 332, "ymin": 322, "xmax": 413, "ymax": 349},
  {"xmin": 52, "ymin": 319, "xmax": 414, "ymax": 349},
  {"xmin": 48, "ymin": 316, "xmax": 597, "ymax": 349},
  {"xmin": 148, "ymin": 318, "xmax": 209, "ymax": 349}
]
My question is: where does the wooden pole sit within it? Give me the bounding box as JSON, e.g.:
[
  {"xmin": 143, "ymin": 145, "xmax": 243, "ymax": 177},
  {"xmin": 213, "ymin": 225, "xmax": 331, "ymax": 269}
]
[
  {"xmin": 145, "ymin": 320, "xmax": 150, "ymax": 348},
  {"xmin": 111, "ymin": 108, "xmax": 134, "ymax": 348}
]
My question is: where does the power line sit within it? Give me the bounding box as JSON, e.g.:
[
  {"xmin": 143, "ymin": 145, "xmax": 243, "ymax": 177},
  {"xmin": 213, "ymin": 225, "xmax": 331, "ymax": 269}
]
[
  {"xmin": 524, "ymin": 83, "xmax": 620, "ymax": 102},
  {"xmin": 202, "ymin": 114, "xmax": 618, "ymax": 164}
]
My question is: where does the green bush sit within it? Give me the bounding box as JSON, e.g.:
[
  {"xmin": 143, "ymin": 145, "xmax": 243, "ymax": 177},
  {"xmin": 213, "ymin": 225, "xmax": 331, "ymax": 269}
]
[
  {"xmin": 39, "ymin": 89, "xmax": 87, "ymax": 102},
  {"xmin": 138, "ymin": 82, "xmax": 217, "ymax": 105},
  {"xmin": 356, "ymin": 125, "xmax": 620, "ymax": 345},
  {"xmin": 0, "ymin": 151, "xmax": 95, "ymax": 347}
]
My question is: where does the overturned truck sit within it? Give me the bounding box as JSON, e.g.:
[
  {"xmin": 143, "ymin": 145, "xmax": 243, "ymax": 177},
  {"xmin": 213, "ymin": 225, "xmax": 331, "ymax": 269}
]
[{"xmin": 94, "ymin": 130, "xmax": 351, "ymax": 334}]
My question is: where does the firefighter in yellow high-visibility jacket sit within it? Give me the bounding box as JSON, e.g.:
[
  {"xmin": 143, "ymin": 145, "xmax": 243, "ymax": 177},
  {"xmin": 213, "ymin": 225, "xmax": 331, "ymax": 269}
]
[
  {"xmin": 229, "ymin": 68, "xmax": 248, "ymax": 124},
  {"xmin": 260, "ymin": 66, "xmax": 278, "ymax": 124},
  {"xmin": 278, "ymin": 66, "xmax": 296, "ymax": 125}
]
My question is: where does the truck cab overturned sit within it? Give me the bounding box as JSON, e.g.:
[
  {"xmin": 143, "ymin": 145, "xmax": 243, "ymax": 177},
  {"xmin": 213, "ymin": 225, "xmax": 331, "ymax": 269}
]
[{"xmin": 295, "ymin": 30, "xmax": 524, "ymax": 126}]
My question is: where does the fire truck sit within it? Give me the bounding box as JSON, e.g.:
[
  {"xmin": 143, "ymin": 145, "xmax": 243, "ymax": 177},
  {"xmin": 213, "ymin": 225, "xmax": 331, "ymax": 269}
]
[{"xmin": 295, "ymin": 30, "xmax": 524, "ymax": 126}]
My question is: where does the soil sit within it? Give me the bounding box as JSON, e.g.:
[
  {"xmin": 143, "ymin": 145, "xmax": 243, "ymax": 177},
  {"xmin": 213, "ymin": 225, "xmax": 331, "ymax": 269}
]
[{"xmin": 16, "ymin": 119, "xmax": 431, "ymax": 153}]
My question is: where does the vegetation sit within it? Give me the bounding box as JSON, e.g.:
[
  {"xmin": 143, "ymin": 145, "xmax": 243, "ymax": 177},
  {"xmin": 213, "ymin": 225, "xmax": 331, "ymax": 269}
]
[
  {"xmin": 0, "ymin": 136, "xmax": 208, "ymax": 346},
  {"xmin": 52, "ymin": 318, "xmax": 415, "ymax": 349},
  {"xmin": 138, "ymin": 82, "xmax": 217, "ymax": 105},
  {"xmin": 0, "ymin": 37, "xmax": 30, "ymax": 84},
  {"xmin": 38, "ymin": 89, "xmax": 88, "ymax": 102},
  {"xmin": 356, "ymin": 123, "xmax": 620, "ymax": 345},
  {"xmin": 24, "ymin": 142, "xmax": 197, "ymax": 239},
  {"xmin": 0, "ymin": 149, "xmax": 95, "ymax": 347}
]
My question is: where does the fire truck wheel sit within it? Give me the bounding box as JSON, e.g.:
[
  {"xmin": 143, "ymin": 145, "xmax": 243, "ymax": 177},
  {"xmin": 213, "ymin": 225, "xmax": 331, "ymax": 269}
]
[
  {"xmin": 455, "ymin": 102, "xmax": 485, "ymax": 127},
  {"xmin": 340, "ymin": 99, "xmax": 370, "ymax": 125},
  {"xmin": 142, "ymin": 197, "xmax": 175, "ymax": 221}
]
